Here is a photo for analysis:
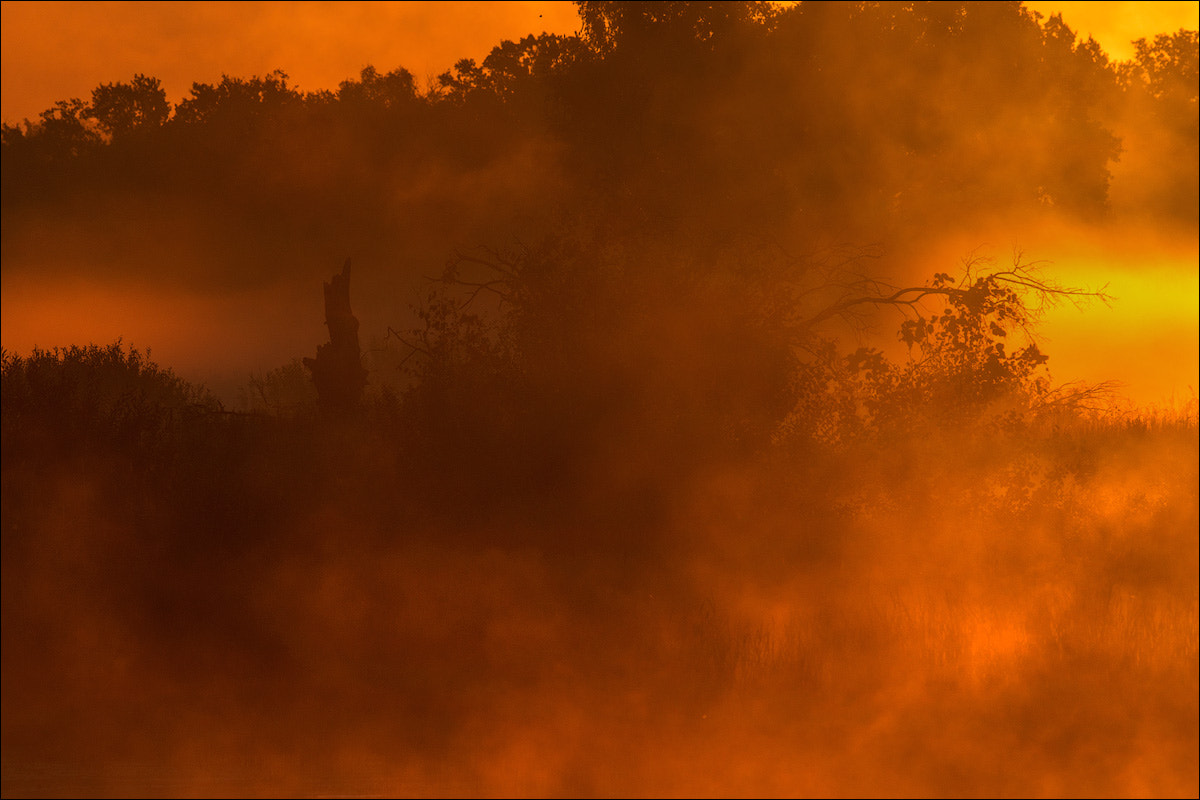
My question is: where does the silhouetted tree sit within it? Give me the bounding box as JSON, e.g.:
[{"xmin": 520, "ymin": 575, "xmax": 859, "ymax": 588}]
[
  {"xmin": 337, "ymin": 65, "xmax": 419, "ymax": 109},
  {"xmin": 304, "ymin": 260, "xmax": 369, "ymax": 417},
  {"xmin": 780, "ymin": 256, "xmax": 1111, "ymax": 444},
  {"xmin": 1121, "ymin": 29, "xmax": 1200, "ymax": 103},
  {"xmin": 576, "ymin": 0, "xmax": 775, "ymax": 55},
  {"xmin": 173, "ymin": 69, "xmax": 301, "ymax": 126},
  {"xmin": 0, "ymin": 342, "xmax": 219, "ymax": 458},
  {"xmin": 1113, "ymin": 29, "xmax": 1200, "ymax": 221},
  {"xmin": 88, "ymin": 74, "xmax": 170, "ymax": 141}
]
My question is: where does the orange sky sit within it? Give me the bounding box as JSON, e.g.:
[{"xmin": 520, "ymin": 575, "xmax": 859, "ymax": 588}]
[{"xmin": 2, "ymin": 1, "xmax": 1197, "ymax": 125}]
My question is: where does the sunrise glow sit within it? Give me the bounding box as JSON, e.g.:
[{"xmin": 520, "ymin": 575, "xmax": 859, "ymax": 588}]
[{"xmin": 3, "ymin": 2, "xmax": 1197, "ymax": 796}]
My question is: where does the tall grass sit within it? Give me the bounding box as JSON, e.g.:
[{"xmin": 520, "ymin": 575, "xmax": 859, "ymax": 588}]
[{"xmin": 2, "ymin": 343, "xmax": 1196, "ymax": 796}]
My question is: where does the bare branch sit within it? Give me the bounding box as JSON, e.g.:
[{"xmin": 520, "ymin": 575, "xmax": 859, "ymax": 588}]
[
  {"xmin": 450, "ymin": 278, "xmax": 512, "ymax": 309},
  {"xmin": 450, "ymin": 247, "xmax": 520, "ymax": 278},
  {"xmin": 803, "ymin": 286, "xmax": 956, "ymax": 328},
  {"xmin": 383, "ymin": 325, "xmax": 431, "ymax": 362},
  {"xmin": 797, "ymin": 255, "xmax": 1112, "ymax": 335}
]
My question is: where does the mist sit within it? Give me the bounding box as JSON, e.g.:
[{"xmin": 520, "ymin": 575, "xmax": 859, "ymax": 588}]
[{"xmin": 3, "ymin": 2, "xmax": 1197, "ymax": 796}]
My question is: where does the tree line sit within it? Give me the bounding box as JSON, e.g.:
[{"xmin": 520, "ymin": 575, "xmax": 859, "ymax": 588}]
[{"xmin": 3, "ymin": 1, "xmax": 1196, "ymax": 251}]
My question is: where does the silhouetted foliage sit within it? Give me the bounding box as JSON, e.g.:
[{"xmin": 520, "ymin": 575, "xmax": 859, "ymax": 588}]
[
  {"xmin": 240, "ymin": 359, "xmax": 318, "ymax": 418},
  {"xmin": 391, "ymin": 237, "xmax": 1112, "ymax": 472},
  {"xmin": 0, "ymin": 342, "xmax": 220, "ymax": 461},
  {"xmin": 1113, "ymin": 29, "xmax": 1200, "ymax": 221},
  {"xmin": 88, "ymin": 74, "xmax": 170, "ymax": 141}
]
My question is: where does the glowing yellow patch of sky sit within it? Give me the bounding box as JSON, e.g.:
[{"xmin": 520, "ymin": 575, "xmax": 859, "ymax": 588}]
[
  {"xmin": 1024, "ymin": 1, "xmax": 1199, "ymax": 60},
  {"xmin": 1034, "ymin": 232, "xmax": 1200, "ymax": 408}
]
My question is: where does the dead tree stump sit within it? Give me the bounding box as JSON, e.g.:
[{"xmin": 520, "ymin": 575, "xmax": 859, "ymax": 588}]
[{"xmin": 303, "ymin": 259, "xmax": 368, "ymax": 417}]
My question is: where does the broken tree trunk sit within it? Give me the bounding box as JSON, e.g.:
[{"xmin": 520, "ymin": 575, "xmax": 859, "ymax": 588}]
[{"xmin": 303, "ymin": 259, "xmax": 368, "ymax": 417}]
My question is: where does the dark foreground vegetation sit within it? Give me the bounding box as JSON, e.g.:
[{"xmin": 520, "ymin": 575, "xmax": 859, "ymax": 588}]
[
  {"xmin": 3, "ymin": 1, "xmax": 1197, "ymax": 796},
  {"xmin": 3, "ymin": 259, "xmax": 1196, "ymax": 796}
]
